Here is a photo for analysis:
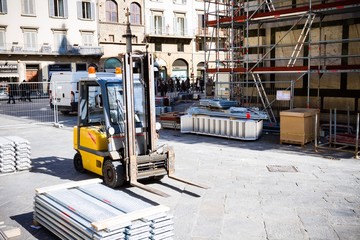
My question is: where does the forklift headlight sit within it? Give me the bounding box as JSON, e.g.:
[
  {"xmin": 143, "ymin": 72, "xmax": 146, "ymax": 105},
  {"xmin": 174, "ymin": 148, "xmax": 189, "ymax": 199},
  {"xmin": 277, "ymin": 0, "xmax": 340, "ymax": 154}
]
[
  {"xmin": 108, "ymin": 127, "xmax": 115, "ymax": 136},
  {"xmin": 155, "ymin": 122, "xmax": 162, "ymax": 131}
]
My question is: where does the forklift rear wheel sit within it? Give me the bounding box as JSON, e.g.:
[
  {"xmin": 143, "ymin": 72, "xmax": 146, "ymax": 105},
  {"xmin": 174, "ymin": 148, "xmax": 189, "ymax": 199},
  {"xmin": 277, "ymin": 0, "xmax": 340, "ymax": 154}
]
[
  {"xmin": 73, "ymin": 152, "xmax": 85, "ymax": 173},
  {"xmin": 102, "ymin": 160, "xmax": 125, "ymax": 188},
  {"xmin": 60, "ymin": 111, "xmax": 70, "ymax": 115}
]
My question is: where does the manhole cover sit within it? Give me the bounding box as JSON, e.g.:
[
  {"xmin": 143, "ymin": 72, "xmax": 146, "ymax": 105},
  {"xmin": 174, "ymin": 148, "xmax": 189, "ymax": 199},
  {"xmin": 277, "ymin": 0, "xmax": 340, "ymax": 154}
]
[{"xmin": 266, "ymin": 165, "xmax": 298, "ymax": 172}]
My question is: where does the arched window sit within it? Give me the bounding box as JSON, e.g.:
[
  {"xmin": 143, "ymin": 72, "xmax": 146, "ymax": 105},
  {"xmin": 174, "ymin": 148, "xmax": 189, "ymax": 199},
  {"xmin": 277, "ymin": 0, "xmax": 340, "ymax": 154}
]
[
  {"xmin": 130, "ymin": 2, "xmax": 141, "ymax": 25},
  {"xmin": 105, "ymin": 0, "xmax": 118, "ymax": 22},
  {"xmin": 104, "ymin": 58, "xmax": 122, "ymax": 72}
]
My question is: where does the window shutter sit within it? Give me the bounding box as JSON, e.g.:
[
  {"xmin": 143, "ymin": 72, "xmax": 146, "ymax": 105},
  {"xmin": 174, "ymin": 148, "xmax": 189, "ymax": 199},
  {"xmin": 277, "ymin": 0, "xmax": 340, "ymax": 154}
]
[
  {"xmin": 150, "ymin": 16, "xmax": 154, "ymax": 34},
  {"xmin": 30, "ymin": 0, "xmax": 35, "ymax": 15},
  {"xmin": 63, "ymin": 0, "xmax": 68, "ymax": 18},
  {"xmin": 49, "ymin": 0, "xmax": 54, "ymax": 16},
  {"xmin": 184, "ymin": 19, "xmax": 187, "ymax": 35},
  {"xmin": 173, "ymin": 17, "xmax": 176, "ymax": 35},
  {"xmin": 21, "ymin": 0, "xmax": 26, "ymax": 14},
  {"xmin": 2, "ymin": 0, "xmax": 8, "ymax": 13},
  {"xmin": 24, "ymin": 32, "xmax": 30, "ymax": 49},
  {"xmin": 77, "ymin": 1, "xmax": 82, "ymax": 19},
  {"xmin": 90, "ymin": 2, "xmax": 95, "ymax": 20},
  {"xmin": 0, "ymin": 31, "xmax": 5, "ymax": 48},
  {"xmin": 161, "ymin": 16, "xmax": 165, "ymax": 32}
]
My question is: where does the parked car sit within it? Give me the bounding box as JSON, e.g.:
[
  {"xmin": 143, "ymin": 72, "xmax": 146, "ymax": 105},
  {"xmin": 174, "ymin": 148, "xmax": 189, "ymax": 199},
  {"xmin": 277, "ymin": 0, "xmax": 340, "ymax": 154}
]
[{"xmin": 0, "ymin": 85, "xmax": 8, "ymax": 100}]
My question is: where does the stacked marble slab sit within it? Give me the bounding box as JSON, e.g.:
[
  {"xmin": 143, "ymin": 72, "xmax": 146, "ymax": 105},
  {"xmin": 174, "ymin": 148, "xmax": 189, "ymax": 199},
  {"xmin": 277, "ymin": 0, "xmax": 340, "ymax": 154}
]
[
  {"xmin": 0, "ymin": 136, "xmax": 31, "ymax": 173},
  {"xmin": 6, "ymin": 136, "xmax": 31, "ymax": 171},
  {"xmin": 0, "ymin": 137, "xmax": 16, "ymax": 173},
  {"xmin": 33, "ymin": 179, "xmax": 174, "ymax": 240}
]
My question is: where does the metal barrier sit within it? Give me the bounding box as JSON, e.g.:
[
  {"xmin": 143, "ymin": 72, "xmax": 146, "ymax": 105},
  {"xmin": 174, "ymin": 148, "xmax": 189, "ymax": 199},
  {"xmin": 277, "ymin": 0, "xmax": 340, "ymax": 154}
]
[
  {"xmin": 315, "ymin": 109, "xmax": 359, "ymax": 159},
  {"xmin": 0, "ymin": 82, "xmax": 57, "ymax": 127}
]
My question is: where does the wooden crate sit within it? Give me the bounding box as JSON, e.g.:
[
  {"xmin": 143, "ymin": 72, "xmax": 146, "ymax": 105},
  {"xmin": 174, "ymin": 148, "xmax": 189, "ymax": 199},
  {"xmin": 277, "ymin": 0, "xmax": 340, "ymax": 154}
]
[{"xmin": 280, "ymin": 108, "xmax": 319, "ymax": 146}]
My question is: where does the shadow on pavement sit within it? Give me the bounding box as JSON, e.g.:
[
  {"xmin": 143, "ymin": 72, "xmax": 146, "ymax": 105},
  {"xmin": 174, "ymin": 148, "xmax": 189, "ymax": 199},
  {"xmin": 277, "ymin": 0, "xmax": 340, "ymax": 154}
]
[
  {"xmin": 30, "ymin": 156, "xmax": 96, "ymax": 181},
  {"xmin": 160, "ymin": 129, "xmax": 356, "ymax": 160},
  {"xmin": 10, "ymin": 212, "xmax": 58, "ymax": 240}
]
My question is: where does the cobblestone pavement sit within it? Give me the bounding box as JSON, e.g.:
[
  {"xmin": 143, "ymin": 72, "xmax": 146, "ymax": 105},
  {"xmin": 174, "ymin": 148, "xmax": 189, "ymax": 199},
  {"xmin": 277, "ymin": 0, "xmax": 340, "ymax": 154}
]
[{"xmin": 0, "ymin": 115, "xmax": 359, "ymax": 240}]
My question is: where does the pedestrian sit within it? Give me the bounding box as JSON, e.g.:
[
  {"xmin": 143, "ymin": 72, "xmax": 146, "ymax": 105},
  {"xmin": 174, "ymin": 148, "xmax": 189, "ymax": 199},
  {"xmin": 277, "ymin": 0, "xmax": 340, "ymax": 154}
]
[
  {"xmin": 176, "ymin": 78, "xmax": 180, "ymax": 92},
  {"xmin": 20, "ymin": 80, "xmax": 31, "ymax": 102},
  {"xmin": 25, "ymin": 81, "xmax": 32, "ymax": 102},
  {"xmin": 185, "ymin": 77, "xmax": 190, "ymax": 92},
  {"xmin": 7, "ymin": 83, "xmax": 16, "ymax": 104},
  {"xmin": 200, "ymin": 78, "xmax": 204, "ymax": 93},
  {"xmin": 180, "ymin": 80, "xmax": 186, "ymax": 92}
]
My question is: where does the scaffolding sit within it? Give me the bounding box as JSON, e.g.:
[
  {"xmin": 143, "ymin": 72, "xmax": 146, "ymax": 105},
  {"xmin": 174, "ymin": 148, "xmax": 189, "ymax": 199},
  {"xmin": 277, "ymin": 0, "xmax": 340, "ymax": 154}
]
[{"xmin": 204, "ymin": 0, "xmax": 360, "ymax": 124}]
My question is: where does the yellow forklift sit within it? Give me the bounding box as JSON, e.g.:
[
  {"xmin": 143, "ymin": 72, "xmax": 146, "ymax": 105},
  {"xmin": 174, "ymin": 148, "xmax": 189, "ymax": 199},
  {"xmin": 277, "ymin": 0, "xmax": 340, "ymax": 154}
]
[{"xmin": 73, "ymin": 53, "xmax": 206, "ymax": 197}]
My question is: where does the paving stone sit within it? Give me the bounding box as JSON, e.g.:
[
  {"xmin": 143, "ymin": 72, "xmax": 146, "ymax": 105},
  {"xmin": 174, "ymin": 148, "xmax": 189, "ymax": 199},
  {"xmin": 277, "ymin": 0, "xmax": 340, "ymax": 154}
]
[
  {"xmin": 1, "ymin": 117, "xmax": 360, "ymax": 239},
  {"xmin": 333, "ymin": 224, "xmax": 360, "ymax": 240}
]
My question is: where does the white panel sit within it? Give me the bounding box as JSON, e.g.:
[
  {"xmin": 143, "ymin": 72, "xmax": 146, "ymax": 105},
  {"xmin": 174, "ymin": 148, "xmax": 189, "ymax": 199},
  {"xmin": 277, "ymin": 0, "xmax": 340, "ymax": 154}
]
[
  {"xmin": 181, "ymin": 115, "xmax": 263, "ymax": 141},
  {"xmin": 180, "ymin": 115, "xmax": 193, "ymax": 133}
]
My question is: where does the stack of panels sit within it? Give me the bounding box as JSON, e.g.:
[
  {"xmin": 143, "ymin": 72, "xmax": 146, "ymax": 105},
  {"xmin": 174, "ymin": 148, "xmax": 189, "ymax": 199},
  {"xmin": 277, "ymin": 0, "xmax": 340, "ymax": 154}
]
[
  {"xmin": 33, "ymin": 179, "xmax": 174, "ymax": 240},
  {"xmin": 199, "ymin": 99, "xmax": 238, "ymax": 109},
  {"xmin": 5, "ymin": 136, "xmax": 31, "ymax": 171},
  {"xmin": 0, "ymin": 137, "xmax": 16, "ymax": 173},
  {"xmin": 150, "ymin": 215, "xmax": 174, "ymax": 240}
]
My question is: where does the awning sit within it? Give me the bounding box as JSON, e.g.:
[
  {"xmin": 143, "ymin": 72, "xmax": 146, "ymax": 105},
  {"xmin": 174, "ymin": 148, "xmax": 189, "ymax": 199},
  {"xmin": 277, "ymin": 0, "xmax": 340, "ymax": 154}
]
[
  {"xmin": 0, "ymin": 73, "xmax": 19, "ymax": 78},
  {"xmin": 153, "ymin": 66, "xmax": 159, "ymax": 72},
  {"xmin": 155, "ymin": 58, "xmax": 166, "ymax": 68}
]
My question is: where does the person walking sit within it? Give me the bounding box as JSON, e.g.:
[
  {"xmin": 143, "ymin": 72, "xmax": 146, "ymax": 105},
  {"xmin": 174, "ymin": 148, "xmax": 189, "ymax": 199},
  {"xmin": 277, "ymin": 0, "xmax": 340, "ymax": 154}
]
[
  {"xmin": 7, "ymin": 83, "xmax": 16, "ymax": 104},
  {"xmin": 20, "ymin": 80, "xmax": 31, "ymax": 102}
]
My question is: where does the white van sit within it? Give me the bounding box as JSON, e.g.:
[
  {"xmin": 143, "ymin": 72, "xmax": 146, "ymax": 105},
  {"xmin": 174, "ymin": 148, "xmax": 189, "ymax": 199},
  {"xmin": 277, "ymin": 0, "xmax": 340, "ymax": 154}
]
[{"xmin": 49, "ymin": 71, "xmax": 115, "ymax": 114}]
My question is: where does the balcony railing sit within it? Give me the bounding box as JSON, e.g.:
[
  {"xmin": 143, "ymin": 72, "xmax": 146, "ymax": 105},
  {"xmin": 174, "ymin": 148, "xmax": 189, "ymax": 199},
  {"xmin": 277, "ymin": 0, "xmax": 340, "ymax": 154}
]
[{"xmin": 0, "ymin": 43, "xmax": 103, "ymax": 56}]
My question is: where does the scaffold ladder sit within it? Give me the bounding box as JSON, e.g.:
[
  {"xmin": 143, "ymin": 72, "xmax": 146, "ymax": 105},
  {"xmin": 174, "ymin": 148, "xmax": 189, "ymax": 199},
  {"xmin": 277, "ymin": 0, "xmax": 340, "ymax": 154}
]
[
  {"xmin": 251, "ymin": 73, "xmax": 277, "ymax": 123},
  {"xmin": 265, "ymin": 0, "xmax": 275, "ymax": 12},
  {"xmin": 287, "ymin": 14, "xmax": 316, "ymax": 67}
]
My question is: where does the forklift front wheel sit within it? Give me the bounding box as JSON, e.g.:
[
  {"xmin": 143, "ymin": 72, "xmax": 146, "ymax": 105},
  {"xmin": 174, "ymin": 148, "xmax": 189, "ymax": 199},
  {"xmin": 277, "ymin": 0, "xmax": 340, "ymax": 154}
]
[
  {"xmin": 73, "ymin": 152, "xmax": 85, "ymax": 173},
  {"xmin": 102, "ymin": 160, "xmax": 125, "ymax": 188}
]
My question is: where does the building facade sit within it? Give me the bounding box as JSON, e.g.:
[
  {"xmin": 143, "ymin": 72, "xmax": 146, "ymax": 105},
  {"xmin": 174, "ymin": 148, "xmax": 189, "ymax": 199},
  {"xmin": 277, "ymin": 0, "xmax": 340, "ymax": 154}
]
[
  {"xmin": 0, "ymin": 0, "xmax": 102, "ymax": 85},
  {"xmin": 143, "ymin": 0, "xmax": 217, "ymax": 84},
  {"xmin": 0, "ymin": 0, "xmax": 216, "ymax": 88},
  {"xmin": 97, "ymin": 0, "xmax": 147, "ymax": 72},
  {"xmin": 99, "ymin": 0, "xmax": 217, "ymax": 86}
]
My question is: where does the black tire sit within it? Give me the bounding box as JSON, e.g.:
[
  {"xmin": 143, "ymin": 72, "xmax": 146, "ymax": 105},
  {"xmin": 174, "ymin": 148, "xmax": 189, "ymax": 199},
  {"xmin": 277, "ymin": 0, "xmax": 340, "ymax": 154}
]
[
  {"xmin": 152, "ymin": 175, "xmax": 165, "ymax": 181},
  {"xmin": 60, "ymin": 110, "xmax": 70, "ymax": 115},
  {"xmin": 102, "ymin": 160, "xmax": 125, "ymax": 188},
  {"xmin": 73, "ymin": 152, "xmax": 85, "ymax": 173}
]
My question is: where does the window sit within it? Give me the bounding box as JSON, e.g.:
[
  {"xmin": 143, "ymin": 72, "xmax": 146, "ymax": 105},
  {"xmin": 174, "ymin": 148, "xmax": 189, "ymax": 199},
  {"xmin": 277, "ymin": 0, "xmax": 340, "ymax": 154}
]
[
  {"xmin": 49, "ymin": 0, "xmax": 68, "ymax": 17},
  {"xmin": 78, "ymin": 1, "xmax": 94, "ymax": 20},
  {"xmin": 76, "ymin": 63, "xmax": 87, "ymax": 71},
  {"xmin": 196, "ymin": 39, "xmax": 205, "ymax": 51},
  {"xmin": 173, "ymin": 0, "xmax": 186, "ymax": 4},
  {"xmin": 22, "ymin": 0, "xmax": 35, "ymax": 15},
  {"xmin": 53, "ymin": 30, "xmax": 67, "ymax": 52},
  {"xmin": 0, "ymin": 28, "xmax": 5, "ymax": 50},
  {"xmin": 132, "ymin": 36, "xmax": 138, "ymax": 44},
  {"xmin": 177, "ymin": 43, "xmax": 184, "ymax": 52},
  {"xmin": 198, "ymin": 14, "xmax": 204, "ymax": 28},
  {"xmin": 0, "ymin": 0, "xmax": 8, "ymax": 13},
  {"xmin": 23, "ymin": 29, "xmax": 37, "ymax": 51},
  {"xmin": 174, "ymin": 13, "xmax": 186, "ymax": 36},
  {"xmin": 151, "ymin": 12, "xmax": 164, "ymax": 35},
  {"xmin": 106, "ymin": 0, "xmax": 118, "ymax": 22},
  {"xmin": 81, "ymin": 32, "xmax": 94, "ymax": 46},
  {"xmin": 155, "ymin": 42, "xmax": 162, "ymax": 52},
  {"xmin": 130, "ymin": 3, "xmax": 141, "ymax": 25}
]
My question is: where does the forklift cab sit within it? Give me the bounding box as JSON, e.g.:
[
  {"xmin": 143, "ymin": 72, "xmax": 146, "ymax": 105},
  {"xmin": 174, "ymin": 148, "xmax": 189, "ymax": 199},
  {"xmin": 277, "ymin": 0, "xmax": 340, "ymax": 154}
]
[{"xmin": 76, "ymin": 77, "xmax": 147, "ymax": 157}]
